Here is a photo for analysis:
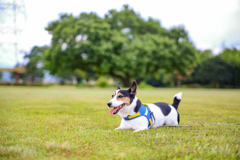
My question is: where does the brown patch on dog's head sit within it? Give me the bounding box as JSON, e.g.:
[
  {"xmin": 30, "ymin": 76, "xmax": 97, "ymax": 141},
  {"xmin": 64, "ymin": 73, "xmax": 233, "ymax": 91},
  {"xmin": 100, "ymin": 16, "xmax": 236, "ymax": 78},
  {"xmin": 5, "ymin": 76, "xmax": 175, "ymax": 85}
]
[{"xmin": 117, "ymin": 92, "xmax": 131, "ymax": 105}]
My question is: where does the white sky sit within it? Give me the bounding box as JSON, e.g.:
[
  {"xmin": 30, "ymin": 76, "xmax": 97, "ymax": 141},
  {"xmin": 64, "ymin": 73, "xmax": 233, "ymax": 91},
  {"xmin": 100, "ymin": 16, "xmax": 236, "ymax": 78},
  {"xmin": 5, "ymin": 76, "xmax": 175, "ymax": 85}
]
[{"xmin": 1, "ymin": 0, "xmax": 240, "ymax": 67}]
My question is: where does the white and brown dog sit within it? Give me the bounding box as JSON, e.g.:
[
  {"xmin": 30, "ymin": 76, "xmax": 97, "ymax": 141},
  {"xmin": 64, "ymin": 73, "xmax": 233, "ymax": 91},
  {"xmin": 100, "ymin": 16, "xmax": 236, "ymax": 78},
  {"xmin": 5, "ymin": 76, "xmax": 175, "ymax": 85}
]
[{"xmin": 107, "ymin": 80, "xmax": 182, "ymax": 132}]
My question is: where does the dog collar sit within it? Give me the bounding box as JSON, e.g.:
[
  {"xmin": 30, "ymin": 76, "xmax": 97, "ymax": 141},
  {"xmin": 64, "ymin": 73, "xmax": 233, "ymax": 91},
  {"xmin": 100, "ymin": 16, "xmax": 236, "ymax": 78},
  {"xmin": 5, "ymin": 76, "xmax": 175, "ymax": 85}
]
[{"xmin": 123, "ymin": 103, "xmax": 154, "ymax": 128}]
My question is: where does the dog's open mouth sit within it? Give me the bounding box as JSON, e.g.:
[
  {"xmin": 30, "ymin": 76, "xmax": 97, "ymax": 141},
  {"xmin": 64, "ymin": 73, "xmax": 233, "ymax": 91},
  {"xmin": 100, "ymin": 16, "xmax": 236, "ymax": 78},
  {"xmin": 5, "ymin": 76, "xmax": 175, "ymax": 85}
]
[{"xmin": 110, "ymin": 103, "xmax": 125, "ymax": 115}]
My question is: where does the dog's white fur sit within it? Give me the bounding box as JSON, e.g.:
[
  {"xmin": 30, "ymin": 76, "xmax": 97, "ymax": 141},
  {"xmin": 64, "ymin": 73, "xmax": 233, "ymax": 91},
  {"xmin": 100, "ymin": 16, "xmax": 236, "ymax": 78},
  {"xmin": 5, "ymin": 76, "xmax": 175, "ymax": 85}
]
[{"xmin": 109, "ymin": 89, "xmax": 182, "ymax": 132}]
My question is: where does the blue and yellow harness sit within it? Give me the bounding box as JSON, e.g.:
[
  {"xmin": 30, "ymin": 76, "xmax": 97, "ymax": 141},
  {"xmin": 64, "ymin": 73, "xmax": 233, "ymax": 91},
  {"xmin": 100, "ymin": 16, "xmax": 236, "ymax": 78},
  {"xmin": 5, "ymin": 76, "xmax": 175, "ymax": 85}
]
[{"xmin": 123, "ymin": 103, "xmax": 155, "ymax": 128}]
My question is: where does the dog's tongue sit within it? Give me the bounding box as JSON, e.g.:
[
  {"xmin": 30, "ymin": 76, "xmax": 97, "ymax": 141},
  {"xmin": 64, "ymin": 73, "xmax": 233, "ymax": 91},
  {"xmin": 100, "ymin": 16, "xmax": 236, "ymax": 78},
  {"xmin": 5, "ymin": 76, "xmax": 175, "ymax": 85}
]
[
  {"xmin": 110, "ymin": 104, "xmax": 124, "ymax": 115},
  {"xmin": 110, "ymin": 107, "xmax": 119, "ymax": 115}
]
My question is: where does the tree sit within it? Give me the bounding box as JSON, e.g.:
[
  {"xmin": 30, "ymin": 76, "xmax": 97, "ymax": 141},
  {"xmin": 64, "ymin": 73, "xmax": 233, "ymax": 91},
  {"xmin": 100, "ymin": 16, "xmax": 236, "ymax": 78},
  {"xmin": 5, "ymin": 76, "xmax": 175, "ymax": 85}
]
[
  {"xmin": 24, "ymin": 46, "xmax": 48, "ymax": 84},
  {"xmin": 192, "ymin": 57, "xmax": 234, "ymax": 88},
  {"xmin": 218, "ymin": 48, "xmax": 240, "ymax": 87},
  {"xmin": 44, "ymin": 5, "xmax": 198, "ymax": 86},
  {"xmin": 219, "ymin": 48, "xmax": 240, "ymax": 68},
  {"xmin": 197, "ymin": 49, "xmax": 213, "ymax": 63}
]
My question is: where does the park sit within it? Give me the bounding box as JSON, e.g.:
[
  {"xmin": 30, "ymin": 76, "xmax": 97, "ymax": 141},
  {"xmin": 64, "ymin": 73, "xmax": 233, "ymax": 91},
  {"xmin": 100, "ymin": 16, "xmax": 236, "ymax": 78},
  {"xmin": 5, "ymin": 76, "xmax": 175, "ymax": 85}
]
[
  {"xmin": 0, "ymin": 1, "xmax": 240, "ymax": 160},
  {"xmin": 0, "ymin": 86, "xmax": 239, "ymax": 159}
]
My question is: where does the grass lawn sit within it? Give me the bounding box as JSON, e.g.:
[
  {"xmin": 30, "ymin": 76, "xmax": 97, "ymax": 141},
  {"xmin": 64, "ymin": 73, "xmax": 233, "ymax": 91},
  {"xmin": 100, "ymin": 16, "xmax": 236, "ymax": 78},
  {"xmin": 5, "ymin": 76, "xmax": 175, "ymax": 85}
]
[{"xmin": 0, "ymin": 86, "xmax": 239, "ymax": 159}]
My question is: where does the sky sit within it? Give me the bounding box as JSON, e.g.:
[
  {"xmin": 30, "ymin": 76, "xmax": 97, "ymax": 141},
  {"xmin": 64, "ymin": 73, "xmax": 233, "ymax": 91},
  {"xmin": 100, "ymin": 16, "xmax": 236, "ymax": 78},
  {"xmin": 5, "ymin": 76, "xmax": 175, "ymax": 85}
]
[{"xmin": 0, "ymin": 0, "xmax": 240, "ymax": 68}]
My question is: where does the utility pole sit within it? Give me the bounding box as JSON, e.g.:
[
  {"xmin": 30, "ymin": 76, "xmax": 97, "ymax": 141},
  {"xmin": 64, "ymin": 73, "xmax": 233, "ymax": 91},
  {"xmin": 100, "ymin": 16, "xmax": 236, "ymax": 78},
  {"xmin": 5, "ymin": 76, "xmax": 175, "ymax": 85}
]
[{"xmin": 0, "ymin": 0, "xmax": 26, "ymax": 67}]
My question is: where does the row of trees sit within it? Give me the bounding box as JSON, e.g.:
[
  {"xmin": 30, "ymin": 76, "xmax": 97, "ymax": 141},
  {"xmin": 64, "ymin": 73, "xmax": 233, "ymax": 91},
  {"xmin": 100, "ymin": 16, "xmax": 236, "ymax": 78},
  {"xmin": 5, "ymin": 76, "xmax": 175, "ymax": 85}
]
[
  {"xmin": 24, "ymin": 5, "xmax": 240, "ymax": 88},
  {"xmin": 189, "ymin": 48, "xmax": 240, "ymax": 88}
]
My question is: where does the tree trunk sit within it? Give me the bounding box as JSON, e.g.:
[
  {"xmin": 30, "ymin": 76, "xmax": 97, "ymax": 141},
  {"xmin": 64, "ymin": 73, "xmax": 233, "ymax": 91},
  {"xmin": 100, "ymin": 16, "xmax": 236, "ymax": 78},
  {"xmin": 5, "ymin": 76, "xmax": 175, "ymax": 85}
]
[
  {"xmin": 177, "ymin": 79, "xmax": 181, "ymax": 87},
  {"xmin": 122, "ymin": 78, "xmax": 130, "ymax": 87},
  {"xmin": 170, "ymin": 79, "xmax": 175, "ymax": 87},
  {"xmin": 215, "ymin": 81, "xmax": 220, "ymax": 88},
  {"xmin": 14, "ymin": 72, "xmax": 19, "ymax": 84},
  {"xmin": 30, "ymin": 73, "xmax": 34, "ymax": 84},
  {"xmin": 136, "ymin": 78, "xmax": 144, "ymax": 85}
]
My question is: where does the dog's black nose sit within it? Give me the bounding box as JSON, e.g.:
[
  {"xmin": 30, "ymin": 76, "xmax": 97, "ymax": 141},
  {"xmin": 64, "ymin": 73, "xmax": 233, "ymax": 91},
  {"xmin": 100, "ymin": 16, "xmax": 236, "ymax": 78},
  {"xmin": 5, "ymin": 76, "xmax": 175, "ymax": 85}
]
[{"xmin": 107, "ymin": 102, "xmax": 112, "ymax": 107}]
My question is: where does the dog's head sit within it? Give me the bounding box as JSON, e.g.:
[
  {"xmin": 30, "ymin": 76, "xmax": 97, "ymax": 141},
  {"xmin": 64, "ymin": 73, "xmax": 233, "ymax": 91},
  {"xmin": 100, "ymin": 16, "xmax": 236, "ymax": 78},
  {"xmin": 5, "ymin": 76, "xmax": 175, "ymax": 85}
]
[{"xmin": 107, "ymin": 80, "xmax": 137, "ymax": 115}]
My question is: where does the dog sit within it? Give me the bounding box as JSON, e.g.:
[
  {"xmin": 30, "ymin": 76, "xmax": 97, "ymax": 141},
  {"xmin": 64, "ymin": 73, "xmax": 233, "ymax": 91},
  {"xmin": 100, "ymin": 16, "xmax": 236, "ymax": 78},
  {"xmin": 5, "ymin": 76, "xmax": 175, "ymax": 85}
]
[{"xmin": 107, "ymin": 80, "xmax": 182, "ymax": 132}]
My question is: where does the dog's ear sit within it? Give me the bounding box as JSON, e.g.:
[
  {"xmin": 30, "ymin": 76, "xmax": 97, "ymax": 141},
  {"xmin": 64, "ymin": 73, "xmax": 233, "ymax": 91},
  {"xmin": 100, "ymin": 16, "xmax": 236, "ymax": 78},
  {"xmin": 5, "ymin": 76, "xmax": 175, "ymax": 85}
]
[
  {"xmin": 129, "ymin": 80, "xmax": 137, "ymax": 95},
  {"xmin": 117, "ymin": 81, "xmax": 121, "ymax": 90}
]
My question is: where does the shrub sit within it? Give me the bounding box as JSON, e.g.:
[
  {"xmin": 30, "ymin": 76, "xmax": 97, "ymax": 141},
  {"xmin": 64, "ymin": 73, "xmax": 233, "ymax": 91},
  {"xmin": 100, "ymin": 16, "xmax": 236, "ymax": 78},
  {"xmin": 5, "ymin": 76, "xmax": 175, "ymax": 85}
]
[
  {"xmin": 96, "ymin": 77, "xmax": 108, "ymax": 87},
  {"xmin": 138, "ymin": 82, "xmax": 154, "ymax": 89}
]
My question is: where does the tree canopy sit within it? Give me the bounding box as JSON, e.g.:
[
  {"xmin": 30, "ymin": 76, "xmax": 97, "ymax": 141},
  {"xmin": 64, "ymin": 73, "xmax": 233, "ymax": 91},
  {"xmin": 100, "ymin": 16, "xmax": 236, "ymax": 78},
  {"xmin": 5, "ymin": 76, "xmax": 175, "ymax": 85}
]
[
  {"xmin": 189, "ymin": 47, "xmax": 240, "ymax": 88},
  {"xmin": 44, "ymin": 5, "xmax": 198, "ymax": 86},
  {"xmin": 24, "ymin": 46, "xmax": 48, "ymax": 83}
]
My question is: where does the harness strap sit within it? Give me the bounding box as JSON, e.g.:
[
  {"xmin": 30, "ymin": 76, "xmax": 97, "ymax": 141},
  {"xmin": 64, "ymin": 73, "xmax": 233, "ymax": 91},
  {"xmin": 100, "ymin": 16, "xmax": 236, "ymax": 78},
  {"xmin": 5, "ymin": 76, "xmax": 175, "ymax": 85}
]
[
  {"xmin": 123, "ymin": 103, "xmax": 155, "ymax": 128},
  {"xmin": 142, "ymin": 103, "xmax": 156, "ymax": 127},
  {"xmin": 127, "ymin": 112, "xmax": 140, "ymax": 119}
]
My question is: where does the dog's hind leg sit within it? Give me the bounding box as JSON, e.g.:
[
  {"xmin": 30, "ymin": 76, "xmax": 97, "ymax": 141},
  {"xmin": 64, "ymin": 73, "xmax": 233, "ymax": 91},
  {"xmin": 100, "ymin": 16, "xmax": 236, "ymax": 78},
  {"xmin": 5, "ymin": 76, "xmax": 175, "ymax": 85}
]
[{"xmin": 164, "ymin": 120, "xmax": 178, "ymax": 126}]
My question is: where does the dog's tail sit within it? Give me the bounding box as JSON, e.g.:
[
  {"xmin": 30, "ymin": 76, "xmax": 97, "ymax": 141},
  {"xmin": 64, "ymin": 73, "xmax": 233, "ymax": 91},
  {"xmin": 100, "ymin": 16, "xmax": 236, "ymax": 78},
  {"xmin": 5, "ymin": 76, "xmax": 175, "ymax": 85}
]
[{"xmin": 172, "ymin": 92, "xmax": 182, "ymax": 110}]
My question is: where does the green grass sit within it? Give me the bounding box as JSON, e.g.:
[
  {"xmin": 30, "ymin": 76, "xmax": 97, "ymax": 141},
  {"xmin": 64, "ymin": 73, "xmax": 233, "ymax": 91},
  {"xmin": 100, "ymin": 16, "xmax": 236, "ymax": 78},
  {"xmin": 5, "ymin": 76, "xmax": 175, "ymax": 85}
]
[{"xmin": 0, "ymin": 86, "xmax": 239, "ymax": 159}]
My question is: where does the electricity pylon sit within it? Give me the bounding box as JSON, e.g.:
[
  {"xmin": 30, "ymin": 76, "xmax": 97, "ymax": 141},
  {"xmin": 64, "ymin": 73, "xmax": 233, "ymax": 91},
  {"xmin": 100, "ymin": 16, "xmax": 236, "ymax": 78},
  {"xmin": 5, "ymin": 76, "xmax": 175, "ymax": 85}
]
[{"xmin": 0, "ymin": 0, "xmax": 26, "ymax": 67}]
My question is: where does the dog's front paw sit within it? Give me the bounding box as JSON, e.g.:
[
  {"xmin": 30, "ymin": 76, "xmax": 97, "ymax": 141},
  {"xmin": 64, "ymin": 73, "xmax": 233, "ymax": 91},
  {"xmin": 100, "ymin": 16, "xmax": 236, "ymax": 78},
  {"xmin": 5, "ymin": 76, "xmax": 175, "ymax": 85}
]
[
  {"xmin": 133, "ymin": 128, "xmax": 147, "ymax": 132},
  {"xmin": 115, "ymin": 127, "xmax": 122, "ymax": 130}
]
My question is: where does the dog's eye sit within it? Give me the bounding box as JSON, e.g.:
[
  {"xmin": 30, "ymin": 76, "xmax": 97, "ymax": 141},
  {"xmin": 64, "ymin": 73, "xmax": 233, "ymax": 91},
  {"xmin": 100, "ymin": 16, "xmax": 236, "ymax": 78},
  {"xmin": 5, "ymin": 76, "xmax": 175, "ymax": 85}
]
[
  {"xmin": 112, "ymin": 95, "xmax": 114, "ymax": 98},
  {"xmin": 118, "ymin": 95, "xmax": 123, "ymax": 98}
]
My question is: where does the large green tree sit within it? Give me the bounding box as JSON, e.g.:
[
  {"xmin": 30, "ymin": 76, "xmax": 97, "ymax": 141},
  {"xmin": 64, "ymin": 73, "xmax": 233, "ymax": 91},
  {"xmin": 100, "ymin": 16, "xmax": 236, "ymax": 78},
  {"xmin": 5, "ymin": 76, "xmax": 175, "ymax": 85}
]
[{"xmin": 44, "ymin": 5, "xmax": 198, "ymax": 86}]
